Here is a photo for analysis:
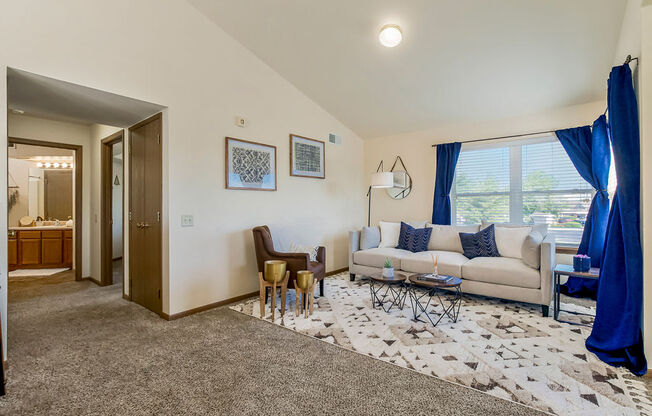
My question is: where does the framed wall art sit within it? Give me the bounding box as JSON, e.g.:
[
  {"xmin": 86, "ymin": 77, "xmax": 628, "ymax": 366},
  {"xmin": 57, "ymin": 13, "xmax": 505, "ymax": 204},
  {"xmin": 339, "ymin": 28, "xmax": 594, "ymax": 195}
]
[
  {"xmin": 290, "ymin": 134, "xmax": 325, "ymax": 179},
  {"xmin": 225, "ymin": 137, "xmax": 277, "ymax": 191}
]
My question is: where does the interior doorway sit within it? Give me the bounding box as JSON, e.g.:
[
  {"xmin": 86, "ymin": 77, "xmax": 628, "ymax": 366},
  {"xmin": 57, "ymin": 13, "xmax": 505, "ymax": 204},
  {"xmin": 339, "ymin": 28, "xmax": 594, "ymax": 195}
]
[
  {"xmin": 7, "ymin": 138, "xmax": 83, "ymax": 281},
  {"xmin": 100, "ymin": 131, "xmax": 124, "ymax": 288}
]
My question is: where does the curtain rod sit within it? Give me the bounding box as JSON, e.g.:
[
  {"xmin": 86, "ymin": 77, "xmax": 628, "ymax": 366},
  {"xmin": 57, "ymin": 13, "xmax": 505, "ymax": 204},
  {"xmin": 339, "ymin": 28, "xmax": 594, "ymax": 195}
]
[{"xmin": 429, "ymin": 125, "xmax": 595, "ymax": 147}]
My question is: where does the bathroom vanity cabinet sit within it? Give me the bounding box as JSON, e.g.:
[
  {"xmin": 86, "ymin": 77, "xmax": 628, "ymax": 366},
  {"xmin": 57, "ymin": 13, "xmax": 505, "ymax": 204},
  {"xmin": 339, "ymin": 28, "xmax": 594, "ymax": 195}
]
[{"xmin": 8, "ymin": 227, "xmax": 73, "ymax": 271}]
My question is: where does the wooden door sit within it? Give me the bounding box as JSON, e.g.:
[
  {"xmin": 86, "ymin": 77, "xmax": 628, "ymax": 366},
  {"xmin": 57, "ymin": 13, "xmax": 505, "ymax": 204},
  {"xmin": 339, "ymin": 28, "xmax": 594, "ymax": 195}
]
[
  {"xmin": 63, "ymin": 230, "xmax": 73, "ymax": 266},
  {"xmin": 129, "ymin": 114, "xmax": 162, "ymax": 314},
  {"xmin": 41, "ymin": 230, "xmax": 63, "ymax": 265},
  {"xmin": 44, "ymin": 170, "xmax": 73, "ymax": 220},
  {"xmin": 19, "ymin": 238, "xmax": 41, "ymax": 266},
  {"xmin": 8, "ymin": 235, "xmax": 17, "ymax": 267}
]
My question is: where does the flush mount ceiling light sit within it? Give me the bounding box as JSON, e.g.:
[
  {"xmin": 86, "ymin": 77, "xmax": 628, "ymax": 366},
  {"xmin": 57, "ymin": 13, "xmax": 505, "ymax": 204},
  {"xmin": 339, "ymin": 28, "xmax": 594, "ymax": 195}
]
[{"xmin": 379, "ymin": 24, "xmax": 402, "ymax": 47}]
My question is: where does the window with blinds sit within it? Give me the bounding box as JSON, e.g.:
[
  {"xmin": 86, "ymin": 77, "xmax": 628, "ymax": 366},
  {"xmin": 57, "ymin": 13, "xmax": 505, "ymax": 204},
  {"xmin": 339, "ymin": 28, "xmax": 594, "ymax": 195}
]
[{"xmin": 451, "ymin": 135, "xmax": 600, "ymax": 246}]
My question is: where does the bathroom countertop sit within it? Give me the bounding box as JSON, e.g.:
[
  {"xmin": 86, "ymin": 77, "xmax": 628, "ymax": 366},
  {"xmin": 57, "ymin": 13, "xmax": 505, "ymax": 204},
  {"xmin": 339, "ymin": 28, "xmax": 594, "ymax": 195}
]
[{"xmin": 9, "ymin": 226, "xmax": 73, "ymax": 231}]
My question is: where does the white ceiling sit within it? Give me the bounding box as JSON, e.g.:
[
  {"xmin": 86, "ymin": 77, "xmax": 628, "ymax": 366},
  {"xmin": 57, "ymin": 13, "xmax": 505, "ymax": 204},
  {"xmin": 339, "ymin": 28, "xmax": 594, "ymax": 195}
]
[
  {"xmin": 189, "ymin": 0, "xmax": 627, "ymax": 139},
  {"xmin": 7, "ymin": 68, "xmax": 165, "ymax": 127}
]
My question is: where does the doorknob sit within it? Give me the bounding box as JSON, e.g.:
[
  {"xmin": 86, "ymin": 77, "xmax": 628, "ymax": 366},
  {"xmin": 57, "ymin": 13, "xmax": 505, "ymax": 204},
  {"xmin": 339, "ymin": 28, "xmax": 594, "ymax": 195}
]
[{"xmin": 141, "ymin": 223, "xmax": 150, "ymax": 229}]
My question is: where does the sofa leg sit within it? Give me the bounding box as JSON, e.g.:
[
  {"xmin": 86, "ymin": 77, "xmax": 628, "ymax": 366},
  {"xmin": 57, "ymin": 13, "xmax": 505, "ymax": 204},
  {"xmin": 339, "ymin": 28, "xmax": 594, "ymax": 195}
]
[
  {"xmin": 349, "ymin": 273, "xmax": 355, "ymax": 282},
  {"xmin": 319, "ymin": 279, "xmax": 324, "ymax": 296},
  {"xmin": 541, "ymin": 305, "xmax": 549, "ymax": 317}
]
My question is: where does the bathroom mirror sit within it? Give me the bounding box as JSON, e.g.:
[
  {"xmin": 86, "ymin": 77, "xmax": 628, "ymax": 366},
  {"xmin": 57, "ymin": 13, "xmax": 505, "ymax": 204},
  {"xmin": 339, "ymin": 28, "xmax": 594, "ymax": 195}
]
[
  {"xmin": 8, "ymin": 144, "xmax": 74, "ymax": 226},
  {"xmin": 386, "ymin": 156, "xmax": 412, "ymax": 200}
]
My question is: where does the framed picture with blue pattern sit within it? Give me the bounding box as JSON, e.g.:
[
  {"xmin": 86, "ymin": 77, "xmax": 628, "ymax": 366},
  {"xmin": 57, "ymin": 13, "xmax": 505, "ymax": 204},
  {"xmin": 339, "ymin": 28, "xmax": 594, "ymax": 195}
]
[
  {"xmin": 225, "ymin": 137, "xmax": 277, "ymax": 191},
  {"xmin": 290, "ymin": 134, "xmax": 325, "ymax": 179}
]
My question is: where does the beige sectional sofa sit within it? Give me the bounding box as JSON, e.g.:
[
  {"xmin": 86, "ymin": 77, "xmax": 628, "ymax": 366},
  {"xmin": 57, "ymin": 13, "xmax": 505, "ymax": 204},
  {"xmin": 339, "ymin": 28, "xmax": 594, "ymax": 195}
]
[{"xmin": 348, "ymin": 222, "xmax": 556, "ymax": 316}]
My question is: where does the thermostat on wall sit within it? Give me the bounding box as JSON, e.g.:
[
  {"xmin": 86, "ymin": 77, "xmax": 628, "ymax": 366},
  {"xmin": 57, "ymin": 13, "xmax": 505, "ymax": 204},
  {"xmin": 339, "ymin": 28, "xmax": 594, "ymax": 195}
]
[{"xmin": 235, "ymin": 116, "xmax": 247, "ymax": 127}]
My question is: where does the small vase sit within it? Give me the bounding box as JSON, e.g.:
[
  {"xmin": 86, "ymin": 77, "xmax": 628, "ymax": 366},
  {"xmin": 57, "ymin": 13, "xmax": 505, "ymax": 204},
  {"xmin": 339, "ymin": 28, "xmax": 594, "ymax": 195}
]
[{"xmin": 383, "ymin": 267, "xmax": 394, "ymax": 278}]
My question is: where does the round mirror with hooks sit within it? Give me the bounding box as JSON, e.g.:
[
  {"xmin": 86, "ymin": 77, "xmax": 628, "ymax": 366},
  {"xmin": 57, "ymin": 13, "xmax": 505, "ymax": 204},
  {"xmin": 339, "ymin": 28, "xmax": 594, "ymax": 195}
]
[{"xmin": 386, "ymin": 156, "xmax": 412, "ymax": 200}]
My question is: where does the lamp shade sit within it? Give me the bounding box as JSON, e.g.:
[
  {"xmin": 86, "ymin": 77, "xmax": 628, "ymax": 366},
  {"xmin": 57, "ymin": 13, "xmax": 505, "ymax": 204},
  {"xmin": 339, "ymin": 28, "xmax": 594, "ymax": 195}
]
[{"xmin": 371, "ymin": 172, "xmax": 394, "ymax": 188}]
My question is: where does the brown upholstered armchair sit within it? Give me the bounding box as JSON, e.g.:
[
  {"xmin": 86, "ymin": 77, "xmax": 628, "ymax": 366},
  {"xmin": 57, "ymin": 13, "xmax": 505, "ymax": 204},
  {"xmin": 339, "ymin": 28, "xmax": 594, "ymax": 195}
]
[{"xmin": 252, "ymin": 225, "xmax": 325, "ymax": 297}]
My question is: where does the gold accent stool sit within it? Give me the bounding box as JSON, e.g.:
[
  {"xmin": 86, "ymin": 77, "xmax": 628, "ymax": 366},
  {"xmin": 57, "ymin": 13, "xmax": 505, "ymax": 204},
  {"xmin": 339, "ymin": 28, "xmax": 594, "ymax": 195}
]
[
  {"xmin": 258, "ymin": 260, "xmax": 290, "ymax": 320},
  {"xmin": 295, "ymin": 270, "xmax": 316, "ymax": 318}
]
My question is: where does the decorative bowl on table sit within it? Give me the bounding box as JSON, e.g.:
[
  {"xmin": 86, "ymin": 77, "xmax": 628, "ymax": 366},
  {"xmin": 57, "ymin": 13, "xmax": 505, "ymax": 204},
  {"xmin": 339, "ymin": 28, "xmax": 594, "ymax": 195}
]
[
  {"xmin": 264, "ymin": 260, "xmax": 287, "ymax": 283},
  {"xmin": 573, "ymin": 254, "xmax": 591, "ymax": 272},
  {"xmin": 295, "ymin": 270, "xmax": 314, "ymax": 289}
]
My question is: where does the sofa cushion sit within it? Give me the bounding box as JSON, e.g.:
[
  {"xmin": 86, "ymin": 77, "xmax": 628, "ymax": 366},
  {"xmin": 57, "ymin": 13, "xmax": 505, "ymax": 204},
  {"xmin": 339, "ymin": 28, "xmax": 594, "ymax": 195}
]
[
  {"xmin": 462, "ymin": 257, "xmax": 540, "ymax": 289},
  {"xmin": 427, "ymin": 224, "xmax": 479, "ymax": 253},
  {"xmin": 521, "ymin": 231, "xmax": 543, "ymax": 269},
  {"xmin": 360, "ymin": 226, "xmax": 381, "ymax": 250},
  {"xmin": 459, "ymin": 224, "xmax": 500, "ymax": 259},
  {"xmin": 378, "ymin": 221, "xmax": 401, "ymax": 248},
  {"xmin": 408, "ymin": 220, "xmax": 428, "ymax": 228},
  {"xmin": 396, "ymin": 222, "xmax": 432, "ymax": 253},
  {"xmin": 482, "ymin": 221, "xmax": 548, "ymax": 237},
  {"xmin": 353, "ymin": 247, "xmax": 409, "ymax": 269},
  {"xmin": 400, "ymin": 250, "xmax": 469, "ymax": 278}
]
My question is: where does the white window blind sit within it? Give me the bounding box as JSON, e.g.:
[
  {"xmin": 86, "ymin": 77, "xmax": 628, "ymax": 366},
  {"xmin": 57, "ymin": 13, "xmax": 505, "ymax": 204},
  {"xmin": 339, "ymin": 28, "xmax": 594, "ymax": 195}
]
[{"xmin": 451, "ymin": 135, "xmax": 601, "ymax": 246}]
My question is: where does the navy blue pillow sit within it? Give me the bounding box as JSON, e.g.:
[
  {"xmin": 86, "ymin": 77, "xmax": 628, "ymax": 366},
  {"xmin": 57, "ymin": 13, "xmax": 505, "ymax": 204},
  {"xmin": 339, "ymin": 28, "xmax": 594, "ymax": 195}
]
[
  {"xmin": 459, "ymin": 224, "xmax": 501, "ymax": 259},
  {"xmin": 396, "ymin": 222, "xmax": 432, "ymax": 253}
]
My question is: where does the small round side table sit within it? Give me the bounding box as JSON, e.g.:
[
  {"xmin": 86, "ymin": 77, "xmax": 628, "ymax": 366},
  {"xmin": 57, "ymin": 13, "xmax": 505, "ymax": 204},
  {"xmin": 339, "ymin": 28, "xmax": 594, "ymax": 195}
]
[
  {"xmin": 369, "ymin": 272, "xmax": 408, "ymax": 313},
  {"xmin": 408, "ymin": 274, "xmax": 462, "ymax": 327}
]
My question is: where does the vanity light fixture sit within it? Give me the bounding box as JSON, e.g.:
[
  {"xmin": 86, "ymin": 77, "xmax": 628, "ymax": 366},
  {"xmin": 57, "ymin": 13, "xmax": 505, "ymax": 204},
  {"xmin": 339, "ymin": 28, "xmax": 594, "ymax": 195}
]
[
  {"xmin": 36, "ymin": 162, "xmax": 43, "ymax": 168},
  {"xmin": 62, "ymin": 162, "xmax": 68, "ymax": 168},
  {"xmin": 379, "ymin": 24, "xmax": 402, "ymax": 47},
  {"xmin": 44, "ymin": 163, "xmax": 51, "ymax": 168},
  {"xmin": 53, "ymin": 162, "xmax": 60, "ymax": 168}
]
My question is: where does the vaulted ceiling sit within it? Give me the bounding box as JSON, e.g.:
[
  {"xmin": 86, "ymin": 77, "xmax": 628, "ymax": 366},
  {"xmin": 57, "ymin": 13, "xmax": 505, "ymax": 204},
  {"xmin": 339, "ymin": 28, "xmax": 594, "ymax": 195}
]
[{"xmin": 189, "ymin": 0, "xmax": 627, "ymax": 139}]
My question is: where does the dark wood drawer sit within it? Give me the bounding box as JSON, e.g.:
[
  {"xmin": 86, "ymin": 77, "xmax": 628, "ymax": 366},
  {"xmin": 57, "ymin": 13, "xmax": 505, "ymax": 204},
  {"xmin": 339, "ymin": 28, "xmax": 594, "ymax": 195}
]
[
  {"xmin": 42, "ymin": 230, "xmax": 63, "ymax": 239},
  {"xmin": 19, "ymin": 231, "xmax": 41, "ymax": 239},
  {"xmin": 64, "ymin": 230, "xmax": 73, "ymax": 238}
]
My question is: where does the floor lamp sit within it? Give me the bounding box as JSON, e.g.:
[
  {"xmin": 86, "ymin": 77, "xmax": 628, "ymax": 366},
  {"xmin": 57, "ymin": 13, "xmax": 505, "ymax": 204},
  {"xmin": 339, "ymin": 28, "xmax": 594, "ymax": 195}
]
[{"xmin": 367, "ymin": 161, "xmax": 394, "ymax": 226}]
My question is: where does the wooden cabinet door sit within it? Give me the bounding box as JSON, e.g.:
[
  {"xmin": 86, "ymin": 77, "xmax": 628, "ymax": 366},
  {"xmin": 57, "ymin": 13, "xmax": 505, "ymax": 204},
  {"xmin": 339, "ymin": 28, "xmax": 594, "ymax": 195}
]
[
  {"xmin": 42, "ymin": 238, "xmax": 63, "ymax": 264},
  {"xmin": 20, "ymin": 239, "xmax": 41, "ymax": 265},
  {"xmin": 63, "ymin": 236, "xmax": 73, "ymax": 266},
  {"xmin": 8, "ymin": 239, "xmax": 17, "ymax": 266}
]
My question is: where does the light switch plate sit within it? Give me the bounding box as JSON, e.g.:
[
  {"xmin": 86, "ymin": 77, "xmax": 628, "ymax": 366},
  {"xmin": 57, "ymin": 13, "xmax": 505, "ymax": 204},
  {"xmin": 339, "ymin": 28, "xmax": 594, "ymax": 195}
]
[{"xmin": 181, "ymin": 215, "xmax": 194, "ymax": 227}]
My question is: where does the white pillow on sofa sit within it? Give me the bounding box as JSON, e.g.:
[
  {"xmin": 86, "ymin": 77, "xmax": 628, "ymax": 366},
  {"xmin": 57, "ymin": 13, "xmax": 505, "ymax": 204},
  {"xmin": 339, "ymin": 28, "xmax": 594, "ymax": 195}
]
[
  {"xmin": 378, "ymin": 221, "xmax": 401, "ymax": 248},
  {"xmin": 481, "ymin": 222, "xmax": 532, "ymax": 259},
  {"xmin": 481, "ymin": 220, "xmax": 548, "ymax": 237},
  {"xmin": 427, "ymin": 224, "xmax": 480, "ymax": 253}
]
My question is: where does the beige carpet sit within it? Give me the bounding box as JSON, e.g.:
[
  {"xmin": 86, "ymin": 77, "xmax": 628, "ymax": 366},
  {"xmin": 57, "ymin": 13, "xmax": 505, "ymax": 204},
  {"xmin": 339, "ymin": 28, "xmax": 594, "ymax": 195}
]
[
  {"xmin": 231, "ymin": 273, "xmax": 652, "ymax": 415},
  {"xmin": 0, "ymin": 271, "xmax": 545, "ymax": 415}
]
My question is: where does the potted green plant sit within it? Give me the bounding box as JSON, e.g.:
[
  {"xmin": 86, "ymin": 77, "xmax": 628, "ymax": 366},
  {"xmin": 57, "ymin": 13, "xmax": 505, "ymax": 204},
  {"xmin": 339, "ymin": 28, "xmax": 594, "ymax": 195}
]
[{"xmin": 382, "ymin": 257, "xmax": 394, "ymax": 278}]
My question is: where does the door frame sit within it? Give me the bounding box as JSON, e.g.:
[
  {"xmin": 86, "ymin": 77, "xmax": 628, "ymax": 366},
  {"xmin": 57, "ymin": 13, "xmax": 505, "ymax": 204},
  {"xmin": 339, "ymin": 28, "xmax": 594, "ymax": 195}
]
[
  {"xmin": 7, "ymin": 137, "xmax": 83, "ymax": 281},
  {"xmin": 128, "ymin": 112, "xmax": 163, "ymax": 313},
  {"xmin": 100, "ymin": 131, "xmax": 124, "ymax": 288}
]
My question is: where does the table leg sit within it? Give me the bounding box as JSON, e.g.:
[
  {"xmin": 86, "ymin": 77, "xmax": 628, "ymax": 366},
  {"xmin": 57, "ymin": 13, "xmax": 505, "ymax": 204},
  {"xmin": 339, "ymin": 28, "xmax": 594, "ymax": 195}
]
[
  {"xmin": 554, "ymin": 272, "xmax": 559, "ymax": 321},
  {"xmin": 258, "ymin": 272, "xmax": 266, "ymax": 318}
]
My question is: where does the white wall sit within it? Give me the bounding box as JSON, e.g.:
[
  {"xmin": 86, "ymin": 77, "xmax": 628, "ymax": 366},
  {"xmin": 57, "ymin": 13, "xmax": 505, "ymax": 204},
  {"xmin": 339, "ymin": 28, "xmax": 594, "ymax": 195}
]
[
  {"xmin": 112, "ymin": 152, "xmax": 123, "ymax": 259},
  {"xmin": 7, "ymin": 114, "xmax": 92, "ymax": 277},
  {"xmin": 0, "ymin": 0, "xmax": 366, "ymax": 354},
  {"xmin": 7, "ymin": 158, "xmax": 33, "ymax": 226},
  {"xmin": 364, "ymin": 100, "xmax": 605, "ymax": 226}
]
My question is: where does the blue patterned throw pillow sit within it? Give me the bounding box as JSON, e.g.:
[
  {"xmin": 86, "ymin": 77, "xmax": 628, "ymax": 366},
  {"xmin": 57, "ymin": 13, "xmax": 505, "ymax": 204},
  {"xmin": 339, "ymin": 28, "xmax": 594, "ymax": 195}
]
[
  {"xmin": 396, "ymin": 222, "xmax": 432, "ymax": 253},
  {"xmin": 459, "ymin": 224, "xmax": 501, "ymax": 259}
]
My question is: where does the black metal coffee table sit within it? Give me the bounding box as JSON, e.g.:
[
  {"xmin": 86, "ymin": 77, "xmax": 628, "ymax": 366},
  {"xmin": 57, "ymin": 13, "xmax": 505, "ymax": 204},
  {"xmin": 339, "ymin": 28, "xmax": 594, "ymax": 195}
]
[
  {"xmin": 369, "ymin": 272, "xmax": 408, "ymax": 313},
  {"xmin": 408, "ymin": 274, "xmax": 462, "ymax": 327}
]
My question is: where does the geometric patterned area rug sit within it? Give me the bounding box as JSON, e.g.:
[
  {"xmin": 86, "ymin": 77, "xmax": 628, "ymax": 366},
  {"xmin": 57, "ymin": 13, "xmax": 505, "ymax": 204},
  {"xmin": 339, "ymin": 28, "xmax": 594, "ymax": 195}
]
[{"xmin": 231, "ymin": 273, "xmax": 651, "ymax": 416}]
